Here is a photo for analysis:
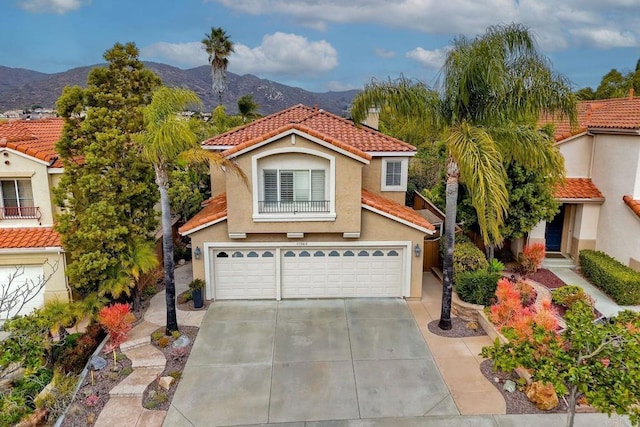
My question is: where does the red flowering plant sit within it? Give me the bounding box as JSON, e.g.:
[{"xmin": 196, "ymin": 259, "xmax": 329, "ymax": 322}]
[
  {"xmin": 98, "ymin": 303, "xmax": 135, "ymax": 366},
  {"xmin": 520, "ymin": 243, "xmax": 545, "ymax": 274}
]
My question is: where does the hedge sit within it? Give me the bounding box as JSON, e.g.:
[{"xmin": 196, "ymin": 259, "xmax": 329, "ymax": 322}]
[
  {"xmin": 453, "ymin": 241, "xmax": 489, "ymax": 279},
  {"xmin": 579, "ymin": 249, "xmax": 640, "ymax": 305},
  {"xmin": 455, "ymin": 270, "xmax": 501, "ymax": 306}
]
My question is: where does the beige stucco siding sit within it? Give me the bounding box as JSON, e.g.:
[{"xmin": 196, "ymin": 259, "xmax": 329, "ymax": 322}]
[
  {"xmin": 361, "ymin": 157, "xmax": 406, "ymax": 204},
  {"xmin": 0, "ymin": 151, "xmax": 55, "ymax": 226},
  {"xmin": 225, "ymin": 134, "xmax": 364, "ymax": 234},
  {"xmin": 0, "ymin": 251, "xmax": 69, "ymax": 303},
  {"xmin": 589, "ymin": 134, "xmax": 640, "ymax": 266},
  {"xmin": 558, "ymin": 135, "xmax": 593, "ymax": 178},
  {"xmin": 187, "ymin": 209, "xmax": 426, "ymax": 299}
]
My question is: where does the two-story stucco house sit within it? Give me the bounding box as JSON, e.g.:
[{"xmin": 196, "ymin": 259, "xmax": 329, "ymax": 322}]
[
  {"xmin": 179, "ymin": 105, "xmax": 435, "ymax": 300},
  {"xmin": 527, "ymin": 94, "xmax": 640, "ymax": 271},
  {"xmin": 0, "ymin": 118, "xmax": 69, "ymax": 318}
]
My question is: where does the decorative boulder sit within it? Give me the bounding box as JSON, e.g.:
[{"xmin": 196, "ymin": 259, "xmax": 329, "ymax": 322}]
[
  {"xmin": 172, "ymin": 335, "xmax": 190, "ymax": 349},
  {"xmin": 89, "ymin": 355, "xmax": 108, "ymax": 371},
  {"xmin": 159, "ymin": 376, "xmax": 174, "ymax": 390},
  {"xmin": 503, "ymin": 379, "xmax": 516, "ymax": 393},
  {"xmin": 526, "ymin": 381, "xmax": 559, "ymax": 410}
]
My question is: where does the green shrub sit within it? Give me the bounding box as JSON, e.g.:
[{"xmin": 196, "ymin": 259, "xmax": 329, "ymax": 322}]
[
  {"xmin": 552, "ymin": 285, "xmax": 594, "ymax": 309},
  {"xmin": 439, "ymin": 233, "xmax": 471, "ymax": 263},
  {"xmin": 453, "ymin": 242, "xmax": 489, "ymax": 279},
  {"xmin": 455, "ymin": 270, "xmax": 501, "ymax": 306},
  {"xmin": 579, "ymin": 250, "xmax": 640, "ymax": 305},
  {"xmin": 487, "ymin": 258, "xmax": 505, "ymax": 274}
]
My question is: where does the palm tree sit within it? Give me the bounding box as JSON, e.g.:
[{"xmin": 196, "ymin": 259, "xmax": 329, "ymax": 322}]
[
  {"xmin": 237, "ymin": 94, "xmax": 259, "ymax": 123},
  {"xmin": 351, "ymin": 24, "xmax": 576, "ymax": 330},
  {"xmin": 138, "ymin": 86, "xmax": 243, "ymax": 334},
  {"xmin": 202, "ymin": 27, "xmax": 234, "ymax": 106}
]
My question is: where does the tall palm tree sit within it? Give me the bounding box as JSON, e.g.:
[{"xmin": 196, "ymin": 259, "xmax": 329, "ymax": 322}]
[
  {"xmin": 202, "ymin": 27, "xmax": 234, "ymax": 106},
  {"xmin": 351, "ymin": 24, "xmax": 576, "ymax": 330},
  {"xmin": 139, "ymin": 86, "xmax": 243, "ymax": 334},
  {"xmin": 237, "ymin": 94, "xmax": 260, "ymax": 123}
]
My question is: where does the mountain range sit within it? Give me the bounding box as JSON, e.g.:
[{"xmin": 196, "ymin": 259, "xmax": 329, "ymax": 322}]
[{"xmin": 0, "ymin": 62, "xmax": 360, "ymax": 116}]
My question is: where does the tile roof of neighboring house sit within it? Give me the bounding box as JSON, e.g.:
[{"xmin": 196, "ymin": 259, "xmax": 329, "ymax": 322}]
[
  {"xmin": 361, "ymin": 189, "xmax": 435, "ymax": 232},
  {"xmin": 540, "ymin": 95, "xmax": 640, "ymax": 141},
  {"xmin": 178, "ymin": 193, "xmax": 227, "ymax": 234},
  {"xmin": 0, "ymin": 118, "xmax": 64, "ymax": 167},
  {"xmin": 554, "ymin": 178, "xmax": 605, "ymax": 201},
  {"xmin": 0, "ymin": 227, "xmax": 61, "ymax": 249},
  {"xmin": 623, "ymin": 195, "xmax": 640, "ymax": 219},
  {"xmin": 203, "ymin": 104, "xmax": 416, "ymax": 155}
]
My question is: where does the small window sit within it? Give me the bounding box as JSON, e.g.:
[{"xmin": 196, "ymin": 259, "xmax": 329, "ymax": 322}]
[
  {"xmin": 373, "ymin": 250, "xmax": 384, "ymax": 257},
  {"xmin": 329, "ymin": 250, "xmax": 340, "ymax": 257},
  {"xmin": 381, "ymin": 158, "xmax": 407, "ymax": 191},
  {"xmin": 299, "ymin": 251, "xmax": 311, "ymax": 257},
  {"xmin": 284, "ymin": 251, "xmax": 295, "ymax": 257},
  {"xmin": 387, "ymin": 250, "xmax": 399, "ymax": 256},
  {"xmin": 247, "ymin": 251, "xmax": 259, "ymax": 258},
  {"xmin": 262, "ymin": 251, "xmax": 274, "ymax": 257},
  {"xmin": 314, "ymin": 251, "xmax": 325, "ymax": 257},
  {"xmin": 232, "ymin": 251, "xmax": 244, "ymax": 258},
  {"xmin": 385, "ymin": 161, "xmax": 402, "ymax": 187},
  {"xmin": 343, "ymin": 250, "xmax": 354, "ymax": 257},
  {"xmin": 216, "ymin": 252, "xmax": 229, "ymax": 258},
  {"xmin": 358, "ymin": 250, "xmax": 369, "ymax": 257}
]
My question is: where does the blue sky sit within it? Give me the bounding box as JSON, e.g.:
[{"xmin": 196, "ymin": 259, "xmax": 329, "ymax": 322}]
[{"xmin": 2, "ymin": 0, "xmax": 639, "ymax": 93}]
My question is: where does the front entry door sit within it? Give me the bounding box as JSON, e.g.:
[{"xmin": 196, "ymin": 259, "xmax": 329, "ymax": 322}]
[{"xmin": 545, "ymin": 205, "xmax": 565, "ymax": 252}]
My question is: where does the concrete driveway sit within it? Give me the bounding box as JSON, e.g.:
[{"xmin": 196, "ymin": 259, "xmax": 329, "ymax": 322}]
[{"xmin": 164, "ymin": 299, "xmax": 456, "ymax": 426}]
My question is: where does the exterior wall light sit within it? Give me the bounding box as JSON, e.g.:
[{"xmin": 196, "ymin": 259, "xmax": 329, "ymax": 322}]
[
  {"xmin": 414, "ymin": 243, "xmax": 422, "ymax": 258},
  {"xmin": 194, "ymin": 246, "xmax": 202, "ymax": 260}
]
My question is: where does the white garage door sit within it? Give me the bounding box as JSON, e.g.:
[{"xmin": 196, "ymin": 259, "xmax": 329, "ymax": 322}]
[
  {"xmin": 0, "ymin": 265, "xmax": 45, "ymax": 319},
  {"xmin": 212, "ymin": 249, "xmax": 277, "ymax": 299},
  {"xmin": 281, "ymin": 247, "xmax": 404, "ymax": 298}
]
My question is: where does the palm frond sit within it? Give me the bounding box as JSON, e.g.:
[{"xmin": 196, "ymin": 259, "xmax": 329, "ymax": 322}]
[{"xmin": 178, "ymin": 148, "xmax": 249, "ymax": 188}]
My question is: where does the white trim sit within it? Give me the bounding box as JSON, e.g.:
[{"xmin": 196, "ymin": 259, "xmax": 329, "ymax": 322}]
[
  {"xmin": 343, "ymin": 232, "xmax": 360, "ymax": 238},
  {"xmin": 228, "ymin": 233, "xmax": 246, "ymax": 239},
  {"xmin": 0, "ymin": 148, "xmax": 50, "ymax": 166},
  {"xmin": 287, "ymin": 232, "xmax": 304, "ymax": 238},
  {"xmin": 362, "ymin": 204, "xmax": 434, "ymax": 234},
  {"xmin": 47, "ymin": 168, "xmax": 64, "ymax": 174},
  {"xmin": 381, "ymin": 158, "xmax": 408, "ymax": 192},
  {"xmin": 228, "ymin": 129, "xmax": 370, "ymax": 164},
  {"xmin": 0, "ymin": 247, "xmax": 63, "ymax": 254},
  {"xmin": 368, "ymin": 151, "xmax": 416, "ymax": 157},
  {"xmin": 0, "ymin": 171, "xmax": 35, "ymax": 178},
  {"xmin": 204, "ymin": 241, "xmax": 412, "ymax": 298},
  {"xmin": 179, "ymin": 216, "xmax": 227, "ymax": 236},
  {"xmin": 555, "ymin": 131, "xmax": 588, "ymax": 145},
  {"xmin": 252, "ymin": 147, "xmax": 337, "ymax": 222}
]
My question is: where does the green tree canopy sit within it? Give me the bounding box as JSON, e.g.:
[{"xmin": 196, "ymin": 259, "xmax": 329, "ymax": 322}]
[{"xmin": 54, "ymin": 42, "xmax": 161, "ymax": 296}]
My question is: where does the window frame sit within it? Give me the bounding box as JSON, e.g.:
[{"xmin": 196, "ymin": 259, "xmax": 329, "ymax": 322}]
[
  {"xmin": 381, "ymin": 158, "xmax": 408, "ymax": 191},
  {"xmin": 0, "ymin": 179, "xmax": 36, "ymax": 219}
]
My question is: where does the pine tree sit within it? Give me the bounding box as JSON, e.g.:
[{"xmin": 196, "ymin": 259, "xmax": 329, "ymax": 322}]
[{"xmin": 55, "ymin": 42, "xmax": 161, "ymax": 296}]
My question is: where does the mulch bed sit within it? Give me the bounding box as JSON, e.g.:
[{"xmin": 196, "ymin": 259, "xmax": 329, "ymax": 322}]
[
  {"xmin": 427, "ymin": 317, "xmax": 487, "ymax": 338},
  {"xmin": 527, "ymin": 268, "xmax": 566, "ymax": 289}
]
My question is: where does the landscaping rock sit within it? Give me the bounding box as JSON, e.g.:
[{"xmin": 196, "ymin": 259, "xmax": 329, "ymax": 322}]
[
  {"xmin": 89, "ymin": 355, "xmax": 107, "ymax": 371},
  {"xmin": 526, "ymin": 381, "xmax": 559, "ymax": 410},
  {"xmin": 172, "ymin": 335, "xmax": 190, "ymax": 348},
  {"xmin": 503, "ymin": 380, "xmax": 516, "ymax": 393},
  {"xmin": 158, "ymin": 376, "xmax": 174, "ymax": 390}
]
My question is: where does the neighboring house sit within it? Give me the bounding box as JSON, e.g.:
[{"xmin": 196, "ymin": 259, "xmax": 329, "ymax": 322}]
[
  {"xmin": 0, "ymin": 118, "xmax": 69, "ymax": 318},
  {"xmin": 527, "ymin": 94, "xmax": 640, "ymax": 271},
  {"xmin": 179, "ymin": 105, "xmax": 435, "ymax": 300}
]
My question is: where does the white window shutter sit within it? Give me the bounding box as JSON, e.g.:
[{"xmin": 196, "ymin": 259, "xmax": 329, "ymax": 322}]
[
  {"xmin": 263, "ymin": 170, "xmax": 278, "ymax": 202},
  {"xmin": 311, "ymin": 170, "xmax": 325, "ymax": 201}
]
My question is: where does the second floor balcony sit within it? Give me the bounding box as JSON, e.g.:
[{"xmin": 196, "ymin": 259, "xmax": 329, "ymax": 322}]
[{"xmin": 0, "ymin": 206, "xmax": 42, "ymax": 221}]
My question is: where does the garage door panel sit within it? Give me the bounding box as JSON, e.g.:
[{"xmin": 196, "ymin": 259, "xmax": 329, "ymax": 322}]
[
  {"xmin": 0, "ymin": 265, "xmax": 45, "ymax": 319},
  {"xmin": 213, "ymin": 250, "xmax": 276, "ymax": 300}
]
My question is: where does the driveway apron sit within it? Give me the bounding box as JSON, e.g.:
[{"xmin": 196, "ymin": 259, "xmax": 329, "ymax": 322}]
[{"xmin": 164, "ymin": 299, "xmax": 456, "ymax": 426}]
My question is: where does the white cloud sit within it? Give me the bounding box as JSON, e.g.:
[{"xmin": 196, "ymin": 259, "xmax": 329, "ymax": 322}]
[
  {"xmin": 406, "ymin": 47, "xmax": 449, "ymax": 69},
  {"xmin": 210, "ymin": 0, "xmax": 640, "ymax": 51},
  {"xmin": 375, "ymin": 48, "xmax": 395, "ymax": 58},
  {"xmin": 326, "ymin": 81, "xmax": 359, "ymax": 91},
  {"xmin": 230, "ymin": 32, "xmax": 338, "ymax": 76},
  {"xmin": 18, "ymin": 0, "xmax": 90, "ymax": 14},
  {"xmin": 141, "ymin": 42, "xmax": 206, "ymax": 68}
]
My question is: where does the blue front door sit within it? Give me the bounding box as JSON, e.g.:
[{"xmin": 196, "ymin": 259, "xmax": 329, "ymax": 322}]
[{"xmin": 545, "ymin": 205, "xmax": 565, "ymax": 252}]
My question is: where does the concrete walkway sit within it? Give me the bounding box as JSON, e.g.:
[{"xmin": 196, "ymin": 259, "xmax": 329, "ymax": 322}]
[{"xmin": 93, "ymin": 263, "xmax": 202, "ymax": 427}]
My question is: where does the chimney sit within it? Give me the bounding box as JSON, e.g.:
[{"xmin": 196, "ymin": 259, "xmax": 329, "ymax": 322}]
[
  {"xmin": 629, "ymin": 88, "xmax": 635, "ymax": 99},
  {"xmin": 361, "ymin": 107, "xmax": 380, "ymax": 130}
]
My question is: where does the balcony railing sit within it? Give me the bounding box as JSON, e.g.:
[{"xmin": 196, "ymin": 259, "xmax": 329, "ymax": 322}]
[
  {"xmin": 0, "ymin": 206, "xmax": 41, "ymax": 220},
  {"xmin": 259, "ymin": 200, "xmax": 330, "ymax": 214}
]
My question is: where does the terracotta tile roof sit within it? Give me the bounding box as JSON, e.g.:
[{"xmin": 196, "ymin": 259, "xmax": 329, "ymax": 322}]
[
  {"xmin": 623, "ymin": 195, "xmax": 640, "ymax": 219},
  {"xmin": 0, "ymin": 227, "xmax": 61, "ymax": 249},
  {"xmin": 0, "ymin": 118, "xmax": 64, "ymax": 167},
  {"xmin": 361, "ymin": 189, "xmax": 435, "ymax": 232},
  {"xmin": 554, "ymin": 178, "xmax": 604, "ymax": 200},
  {"xmin": 179, "ymin": 193, "xmax": 227, "ymax": 234},
  {"xmin": 203, "ymin": 104, "xmax": 415, "ymax": 155},
  {"xmin": 541, "ymin": 96, "xmax": 640, "ymax": 141}
]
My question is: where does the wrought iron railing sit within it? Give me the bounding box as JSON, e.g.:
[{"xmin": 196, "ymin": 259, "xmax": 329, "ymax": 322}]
[
  {"xmin": 259, "ymin": 200, "xmax": 330, "ymax": 213},
  {"xmin": 0, "ymin": 206, "xmax": 41, "ymax": 220}
]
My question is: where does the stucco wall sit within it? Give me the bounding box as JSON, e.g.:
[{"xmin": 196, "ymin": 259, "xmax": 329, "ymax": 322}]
[
  {"xmin": 0, "ymin": 251, "xmax": 69, "ymax": 303},
  {"xmin": 225, "ymin": 134, "xmax": 364, "ymax": 234},
  {"xmin": 0, "ymin": 150, "xmax": 55, "ymax": 226},
  {"xmin": 590, "ymin": 134, "xmax": 640, "ymax": 266},
  {"xmin": 558, "ymin": 135, "xmax": 593, "ymax": 178},
  {"xmin": 186, "ymin": 209, "xmax": 426, "ymax": 299},
  {"xmin": 361, "ymin": 157, "xmax": 406, "ymax": 204}
]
